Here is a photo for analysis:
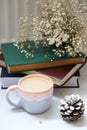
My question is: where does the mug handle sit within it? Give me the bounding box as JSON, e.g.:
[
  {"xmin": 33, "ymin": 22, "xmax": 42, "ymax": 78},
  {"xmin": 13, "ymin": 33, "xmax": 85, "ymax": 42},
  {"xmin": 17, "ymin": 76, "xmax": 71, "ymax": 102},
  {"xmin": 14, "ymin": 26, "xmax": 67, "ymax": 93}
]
[{"xmin": 6, "ymin": 85, "xmax": 22, "ymax": 107}]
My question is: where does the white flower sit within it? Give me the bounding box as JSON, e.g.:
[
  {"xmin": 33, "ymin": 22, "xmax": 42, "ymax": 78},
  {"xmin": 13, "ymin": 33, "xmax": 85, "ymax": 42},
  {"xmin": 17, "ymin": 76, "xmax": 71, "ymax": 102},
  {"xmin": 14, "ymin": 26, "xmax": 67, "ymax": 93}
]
[
  {"xmin": 15, "ymin": 0, "xmax": 87, "ymax": 58},
  {"xmin": 56, "ymin": 41, "xmax": 62, "ymax": 47},
  {"xmin": 49, "ymin": 38, "xmax": 55, "ymax": 45},
  {"xmin": 46, "ymin": 23, "xmax": 51, "ymax": 28},
  {"xmin": 62, "ymin": 34, "xmax": 69, "ymax": 42}
]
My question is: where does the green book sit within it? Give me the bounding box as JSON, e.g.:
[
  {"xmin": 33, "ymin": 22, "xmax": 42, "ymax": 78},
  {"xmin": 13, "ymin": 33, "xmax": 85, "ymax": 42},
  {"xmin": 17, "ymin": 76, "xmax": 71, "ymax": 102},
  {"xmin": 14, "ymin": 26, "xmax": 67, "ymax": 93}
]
[{"xmin": 1, "ymin": 42, "xmax": 85, "ymax": 73}]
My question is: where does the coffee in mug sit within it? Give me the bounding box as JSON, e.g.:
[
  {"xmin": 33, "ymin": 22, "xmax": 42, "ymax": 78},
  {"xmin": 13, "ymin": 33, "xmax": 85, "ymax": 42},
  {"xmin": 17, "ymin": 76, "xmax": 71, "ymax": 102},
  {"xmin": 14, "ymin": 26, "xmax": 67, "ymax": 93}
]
[{"xmin": 6, "ymin": 74, "xmax": 54, "ymax": 114}]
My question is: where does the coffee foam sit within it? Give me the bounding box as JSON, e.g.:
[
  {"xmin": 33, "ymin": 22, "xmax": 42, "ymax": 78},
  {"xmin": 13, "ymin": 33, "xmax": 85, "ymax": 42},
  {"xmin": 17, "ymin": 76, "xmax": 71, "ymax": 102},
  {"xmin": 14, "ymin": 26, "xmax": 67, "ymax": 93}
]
[{"xmin": 20, "ymin": 76, "xmax": 52, "ymax": 93}]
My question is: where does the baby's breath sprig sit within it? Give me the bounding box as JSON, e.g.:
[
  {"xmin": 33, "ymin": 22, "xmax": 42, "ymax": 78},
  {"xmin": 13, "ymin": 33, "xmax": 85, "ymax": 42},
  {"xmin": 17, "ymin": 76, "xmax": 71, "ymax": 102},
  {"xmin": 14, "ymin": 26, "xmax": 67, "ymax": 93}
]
[{"xmin": 15, "ymin": 0, "xmax": 87, "ymax": 58}]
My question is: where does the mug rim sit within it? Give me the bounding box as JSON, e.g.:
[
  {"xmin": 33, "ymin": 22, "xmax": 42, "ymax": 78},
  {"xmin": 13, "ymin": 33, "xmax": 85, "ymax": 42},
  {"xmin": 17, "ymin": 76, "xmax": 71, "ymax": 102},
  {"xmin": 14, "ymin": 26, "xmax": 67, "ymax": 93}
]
[{"xmin": 18, "ymin": 74, "xmax": 54, "ymax": 94}]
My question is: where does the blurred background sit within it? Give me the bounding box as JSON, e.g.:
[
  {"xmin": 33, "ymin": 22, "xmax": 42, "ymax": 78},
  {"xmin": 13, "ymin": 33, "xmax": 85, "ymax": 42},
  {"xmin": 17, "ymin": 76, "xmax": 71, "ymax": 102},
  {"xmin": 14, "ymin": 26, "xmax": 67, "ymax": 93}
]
[{"xmin": 0, "ymin": 0, "xmax": 38, "ymax": 44}]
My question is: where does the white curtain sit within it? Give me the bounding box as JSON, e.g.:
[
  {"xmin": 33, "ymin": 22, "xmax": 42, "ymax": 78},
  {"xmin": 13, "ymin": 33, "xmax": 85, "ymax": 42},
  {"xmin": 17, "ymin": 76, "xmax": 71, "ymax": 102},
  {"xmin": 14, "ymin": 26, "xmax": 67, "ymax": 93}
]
[{"xmin": 0, "ymin": 0, "xmax": 38, "ymax": 44}]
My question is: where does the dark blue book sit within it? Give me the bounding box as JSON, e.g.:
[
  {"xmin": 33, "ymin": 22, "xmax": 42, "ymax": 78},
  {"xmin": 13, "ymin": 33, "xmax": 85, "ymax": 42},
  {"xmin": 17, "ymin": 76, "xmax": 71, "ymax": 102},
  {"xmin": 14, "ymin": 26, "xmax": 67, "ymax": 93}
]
[
  {"xmin": 0, "ymin": 67, "xmax": 26, "ymax": 88},
  {"xmin": 1, "ymin": 67, "xmax": 26, "ymax": 77}
]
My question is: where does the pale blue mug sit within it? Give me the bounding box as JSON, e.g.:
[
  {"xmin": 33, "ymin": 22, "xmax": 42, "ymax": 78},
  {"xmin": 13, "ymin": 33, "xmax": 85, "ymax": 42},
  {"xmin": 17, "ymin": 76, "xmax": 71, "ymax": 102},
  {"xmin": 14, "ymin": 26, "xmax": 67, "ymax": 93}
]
[{"xmin": 6, "ymin": 74, "xmax": 54, "ymax": 114}]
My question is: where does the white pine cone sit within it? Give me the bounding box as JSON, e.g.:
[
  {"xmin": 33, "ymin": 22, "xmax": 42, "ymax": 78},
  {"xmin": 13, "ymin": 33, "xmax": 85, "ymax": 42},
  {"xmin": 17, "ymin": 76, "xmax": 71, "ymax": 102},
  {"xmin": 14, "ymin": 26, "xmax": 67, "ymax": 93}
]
[{"xmin": 60, "ymin": 94, "xmax": 85, "ymax": 121}]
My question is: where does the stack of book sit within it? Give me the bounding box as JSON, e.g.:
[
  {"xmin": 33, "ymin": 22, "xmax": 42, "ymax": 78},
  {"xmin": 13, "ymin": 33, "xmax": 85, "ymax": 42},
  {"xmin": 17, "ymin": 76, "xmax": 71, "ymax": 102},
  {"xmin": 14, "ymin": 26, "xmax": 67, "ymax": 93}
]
[
  {"xmin": 0, "ymin": 64, "xmax": 81, "ymax": 88},
  {"xmin": 0, "ymin": 42, "xmax": 86, "ymax": 89}
]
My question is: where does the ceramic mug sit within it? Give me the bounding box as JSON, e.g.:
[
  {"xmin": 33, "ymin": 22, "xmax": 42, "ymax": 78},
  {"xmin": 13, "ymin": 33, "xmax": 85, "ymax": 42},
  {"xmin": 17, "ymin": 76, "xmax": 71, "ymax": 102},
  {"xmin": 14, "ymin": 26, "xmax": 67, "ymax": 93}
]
[{"xmin": 6, "ymin": 74, "xmax": 54, "ymax": 114}]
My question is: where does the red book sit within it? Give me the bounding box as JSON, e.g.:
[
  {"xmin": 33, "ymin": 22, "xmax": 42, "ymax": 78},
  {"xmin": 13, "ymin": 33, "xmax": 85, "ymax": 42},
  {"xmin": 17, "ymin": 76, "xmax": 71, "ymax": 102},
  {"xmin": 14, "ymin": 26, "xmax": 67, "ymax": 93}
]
[
  {"xmin": 23, "ymin": 63, "xmax": 83, "ymax": 86},
  {"xmin": 0, "ymin": 52, "xmax": 6, "ymax": 67}
]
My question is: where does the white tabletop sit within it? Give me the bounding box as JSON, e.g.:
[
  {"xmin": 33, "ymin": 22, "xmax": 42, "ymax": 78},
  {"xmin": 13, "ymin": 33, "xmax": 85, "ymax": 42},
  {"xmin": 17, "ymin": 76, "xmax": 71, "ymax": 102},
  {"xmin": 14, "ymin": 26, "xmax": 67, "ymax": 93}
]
[{"xmin": 0, "ymin": 64, "xmax": 87, "ymax": 130}]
